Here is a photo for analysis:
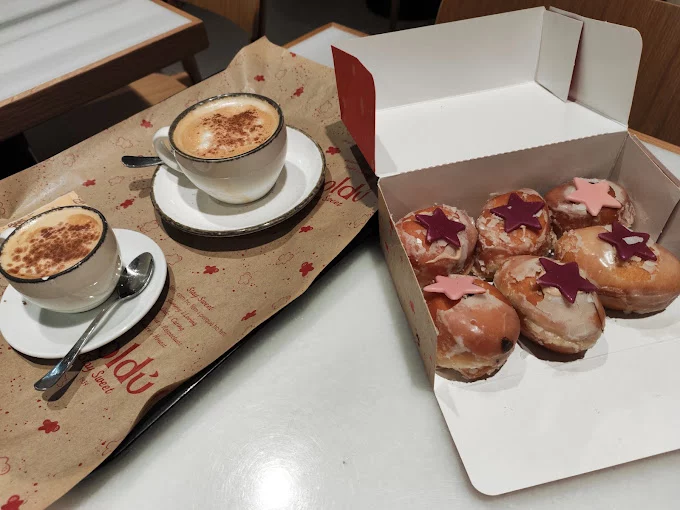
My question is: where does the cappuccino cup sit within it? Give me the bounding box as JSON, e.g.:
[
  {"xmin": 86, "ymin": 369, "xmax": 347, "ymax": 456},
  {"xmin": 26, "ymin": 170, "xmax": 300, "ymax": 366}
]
[
  {"xmin": 153, "ymin": 93, "xmax": 287, "ymax": 204},
  {"xmin": 0, "ymin": 206, "xmax": 122, "ymax": 313}
]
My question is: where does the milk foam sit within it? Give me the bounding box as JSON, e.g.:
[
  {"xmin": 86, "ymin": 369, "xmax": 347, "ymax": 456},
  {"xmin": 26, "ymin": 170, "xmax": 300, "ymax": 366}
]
[
  {"xmin": 1, "ymin": 208, "xmax": 103, "ymax": 279},
  {"xmin": 173, "ymin": 96, "xmax": 279, "ymax": 159}
]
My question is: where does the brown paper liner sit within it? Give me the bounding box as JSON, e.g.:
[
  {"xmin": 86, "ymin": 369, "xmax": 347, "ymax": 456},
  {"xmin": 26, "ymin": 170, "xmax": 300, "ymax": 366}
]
[{"xmin": 0, "ymin": 39, "xmax": 376, "ymax": 509}]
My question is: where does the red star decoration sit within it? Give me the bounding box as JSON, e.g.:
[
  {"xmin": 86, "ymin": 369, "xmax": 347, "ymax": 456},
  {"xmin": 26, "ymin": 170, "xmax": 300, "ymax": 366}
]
[
  {"xmin": 326, "ymin": 146, "xmax": 341, "ymax": 155},
  {"xmin": 254, "ymin": 75, "xmax": 265, "ymax": 82},
  {"xmin": 300, "ymin": 261, "xmax": 314, "ymax": 276},
  {"xmin": 537, "ymin": 258, "xmax": 597, "ymax": 304},
  {"xmin": 140, "ymin": 119, "xmax": 153, "ymax": 128},
  {"xmin": 415, "ymin": 208, "xmax": 465, "ymax": 247},
  {"xmin": 38, "ymin": 419, "xmax": 60, "ymax": 434},
  {"xmin": 241, "ymin": 310, "xmax": 257, "ymax": 321},
  {"xmin": 566, "ymin": 178, "xmax": 622, "ymax": 216},
  {"xmin": 119, "ymin": 199, "xmax": 134, "ymax": 209},
  {"xmin": 82, "ymin": 179, "xmax": 96, "ymax": 187},
  {"xmin": 203, "ymin": 266, "xmax": 219, "ymax": 275},
  {"xmin": 490, "ymin": 193, "xmax": 544, "ymax": 232},
  {"xmin": 598, "ymin": 222, "xmax": 657, "ymax": 262},
  {"xmin": 293, "ymin": 86, "xmax": 304, "ymax": 97},
  {"xmin": 299, "ymin": 225, "xmax": 313, "ymax": 233},
  {"xmin": 424, "ymin": 275, "xmax": 486, "ymax": 301}
]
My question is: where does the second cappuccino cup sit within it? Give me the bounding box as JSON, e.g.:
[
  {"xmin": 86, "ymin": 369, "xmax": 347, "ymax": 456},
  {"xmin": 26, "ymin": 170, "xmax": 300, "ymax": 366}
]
[{"xmin": 153, "ymin": 93, "xmax": 287, "ymax": 205}]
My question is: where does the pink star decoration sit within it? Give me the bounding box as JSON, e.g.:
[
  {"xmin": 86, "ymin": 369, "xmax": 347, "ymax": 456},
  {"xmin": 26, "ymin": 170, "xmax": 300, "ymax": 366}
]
[
  {"xmin": 598, "ymin": 222, "xmax": 657, "ymax": 262},
  {"xmin": 415, "ymin": 208, "xmax": 465, "ymax": 247},
  {"xmin": 424, "ymin": 275, "xmax": 486, "ymax": 301},
  {"xmin": 537, "ymin": 258, "xmax": 597, "ymax": 304},
  {"xmin": 566, "ymin": 178, "xmax": 622, "ymax": 216},
  {"xmin": 490, "ymin": 193, "xmax": 544, "ymax": 232}
]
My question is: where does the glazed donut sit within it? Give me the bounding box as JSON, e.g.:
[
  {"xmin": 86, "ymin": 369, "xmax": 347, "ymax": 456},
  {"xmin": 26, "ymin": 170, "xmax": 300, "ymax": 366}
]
[
  {"xmin": 545, "ymin": 177, "xmax": 635, "ymax": 237},
  {"xmin": 396, "ymin": 205, "xmax": 477, "ymax": 287},
  {"xmin": 424, "ymin": 275, "xmax": 520, "ymax": 380},
  {"xmin": 473, "ymin": 189, "xmax": 553, "ymax": 280},
  {"xmin": 555, "ymin": 224, "xmax": 680, "ymax": 314},
  {"xmin": 494, "ymin": 256, "xmax": 605, "ymax": 354}
]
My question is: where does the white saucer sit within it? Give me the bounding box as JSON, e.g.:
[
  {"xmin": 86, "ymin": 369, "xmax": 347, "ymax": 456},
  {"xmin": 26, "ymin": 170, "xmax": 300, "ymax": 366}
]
[
  {"xmin": 150, "ymin": 126, "xmax": 325, "ymax": 237},
  {"xmin": 0, "ymin": 229, "xmax": 167, "ymax": 359}
]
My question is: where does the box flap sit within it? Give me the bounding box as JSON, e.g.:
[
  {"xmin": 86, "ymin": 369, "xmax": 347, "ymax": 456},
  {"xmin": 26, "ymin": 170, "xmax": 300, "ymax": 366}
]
[
  {"xmin": 551, "ymin": 7, "xmax": 642, "ymax": 125},
  {"xmin": 332, "ymin": 47, "xmax": 377, "ymax": 170},
  {"xmin": 535, "ymin": 10, "xmax": 582, "ymax": 101},
  {"xmin": 333, "ymin": 7, "xmax": 638, "ymax": 177}
]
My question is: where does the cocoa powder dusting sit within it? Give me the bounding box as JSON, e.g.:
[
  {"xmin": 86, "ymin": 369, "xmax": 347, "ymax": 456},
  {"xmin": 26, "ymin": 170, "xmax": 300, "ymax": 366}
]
[
  {"xmin": 5, "ymin": 220, "xmax": 101, "ymax": 278},
  {"xmin": 198, "ymin": 109, "xmax": 266, "ymax": 157}
]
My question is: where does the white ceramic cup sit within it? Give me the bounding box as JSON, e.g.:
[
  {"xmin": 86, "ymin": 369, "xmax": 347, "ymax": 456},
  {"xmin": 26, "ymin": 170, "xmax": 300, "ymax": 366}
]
[
  {"xmin": 152, "ymin": 93, "xmax": 288, "ymax": 205},
  {"xmin": 0, "ymin": 206, "xmax": 122, "ymax": 313}
]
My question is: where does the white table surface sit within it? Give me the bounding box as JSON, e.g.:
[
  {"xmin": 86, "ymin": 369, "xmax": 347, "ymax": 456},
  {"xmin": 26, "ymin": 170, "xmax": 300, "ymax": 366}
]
[
  {"xmin": 53, "ymin": 27, "xmax": 680, "ymax": 510},
  {"xmin": 0, "ymin": 0, "xmax": 189, "ymax": 103}
]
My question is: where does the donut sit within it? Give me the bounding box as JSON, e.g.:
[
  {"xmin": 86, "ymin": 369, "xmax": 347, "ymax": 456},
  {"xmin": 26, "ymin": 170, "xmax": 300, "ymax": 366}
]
[
  {"xmin": 494, "ymin": 256, "xmax": 605, "ymax": 354},
  {"xmin": 396, "ymin": 205, "xmax": 477, "ymax": 287},
  {"xmin": 424, "ymin": 275, "xmax": 520, "ymax": 380},
  {"xmin": 545, "ymin": 177, "xmax": 635, "ymax": 237},
  {"xmin": 555, "ymin": 223, "xmax": 680, "ymax": 314},
  {"xmin": 473, "ymin": 189, "xmax": 553, "ymax": 280}
]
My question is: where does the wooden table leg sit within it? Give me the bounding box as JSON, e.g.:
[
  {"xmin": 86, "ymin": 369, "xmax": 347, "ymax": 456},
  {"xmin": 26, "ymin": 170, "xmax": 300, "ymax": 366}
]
[
  {"xmin": 390, "ymin": 0, "xmax": 400, "ymax": 31},
  {"xmin": 181, "ymin": 55, "xmax": 202, "ymax": 84}
]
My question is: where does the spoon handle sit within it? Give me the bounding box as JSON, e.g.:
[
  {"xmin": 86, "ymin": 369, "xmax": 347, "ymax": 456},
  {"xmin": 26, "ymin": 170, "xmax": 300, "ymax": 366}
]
[
  {"xmin": 34, "ymin": 298, "xmax": 119, "ymax": 391},
  {"xmin": 121, "ymin": 156, "xmax": 162, "ymax": 168}
]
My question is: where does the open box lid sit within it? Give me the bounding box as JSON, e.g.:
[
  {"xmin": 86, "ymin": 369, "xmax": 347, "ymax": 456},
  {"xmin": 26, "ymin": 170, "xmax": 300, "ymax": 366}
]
[{"xmin": 332, "ymin": 7, "xmax": 642, "ymax": 177}]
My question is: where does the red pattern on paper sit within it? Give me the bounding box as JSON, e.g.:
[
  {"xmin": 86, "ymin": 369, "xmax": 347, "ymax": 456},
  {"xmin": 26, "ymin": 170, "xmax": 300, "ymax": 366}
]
[
  {"xmin": 82, "ymin": 179, "xmax": 96, "ymax": 187},
  {"xmin": 140, "ymin": 220, "xmax": 159, "ymax": 233},
  {"xmin": 276, "ymin": 252, "xmax": 294, "ymax": 265},
  {"xmin": 119, "ymin": 199, "xmax": 135, "ymax": 209},
  {"xmin": 299, "ymin": 262, "xmax": 314, "ymax": 277},
  {"xmin": 299, "ymin": 225, "xmax": 313, "ymax": 233},
  {"xmin": 409, "ymin": 301, "xmax": 415, "ymax": 313},
  {"xmin": 166, "ymin": 253, "xmax": 182, "ymax": 266},
  {"xmin": 204, "ymin": 266, "xmax": 219, "ymax": 275},
  {"xmin": 140, "ymin": 119, "xmax": 153, "ymax": 128},
  {"xmin": 290, "ymin": 52, "xmax": 297, "ymax": 57},
  {"xmin": 241, "ymin": 310, "xmax": 257, "ymax": 321},
  {"xmin": 114, "ymin": 137, "xmax": 133, "ymax": 149},
  {"xmin": 326, "ymin": 146, "xmax": 340, "ymax": 155},
  {"xmin": 38, "ymin": 419, "xmax": 60, "ymax": 434},
  {"xmin": 254, "ymin": 75, "xmax": 265, "ymax": 82},
  {"xmin": 238, "ymin": 272, "xmax": 252, "ymax": 285},
  {"xmin": 0, "ymin": 457, "xmax": 9, "ymax": 476},
  {"xmin": 293, "ymin": 86, "xmax": 304, "ymax": 97},
  {"xmin": 1, "ymin": 495, "xmax": 24, "ymax": 510}
]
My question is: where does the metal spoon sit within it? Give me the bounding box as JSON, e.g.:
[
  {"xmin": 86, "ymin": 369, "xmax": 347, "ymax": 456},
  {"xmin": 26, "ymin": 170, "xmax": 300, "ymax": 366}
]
[
  {"xmin": 122, "ymin": 155, "xmax": 162, "ymax": 168},
  {"xmin": 34, "ymin": 253, "xmax": 155, "ymax": 391}
]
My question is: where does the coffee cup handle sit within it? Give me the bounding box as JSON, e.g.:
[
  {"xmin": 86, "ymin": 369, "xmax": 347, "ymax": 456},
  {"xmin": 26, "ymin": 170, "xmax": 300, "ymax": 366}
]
[{"xmin": 153, "ymin": 127, "xmax": 181, "ymax": 172}]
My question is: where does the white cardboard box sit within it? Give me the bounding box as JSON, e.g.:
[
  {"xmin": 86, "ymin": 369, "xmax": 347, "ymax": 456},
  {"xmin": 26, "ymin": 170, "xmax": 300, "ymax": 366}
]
[{"xmin": 333, "ymin": 7, "xmax": 680, "ymax": 496}]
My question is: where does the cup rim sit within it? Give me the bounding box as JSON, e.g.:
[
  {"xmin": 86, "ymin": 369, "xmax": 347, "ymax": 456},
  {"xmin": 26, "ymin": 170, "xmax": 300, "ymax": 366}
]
[
  {"xmin": 0, "ymin": 205, "xmax": 110, "ymax": 284},
  {"xmin": 168, "ymin": 92, "xmax": 285, "ymax": 162}
]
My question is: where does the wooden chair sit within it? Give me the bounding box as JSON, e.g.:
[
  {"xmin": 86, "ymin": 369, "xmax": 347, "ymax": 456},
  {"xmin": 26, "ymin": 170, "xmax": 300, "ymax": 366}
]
[{"xmin": 435, "ymin": 0, "xmax": 680, "ymax": 146}]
